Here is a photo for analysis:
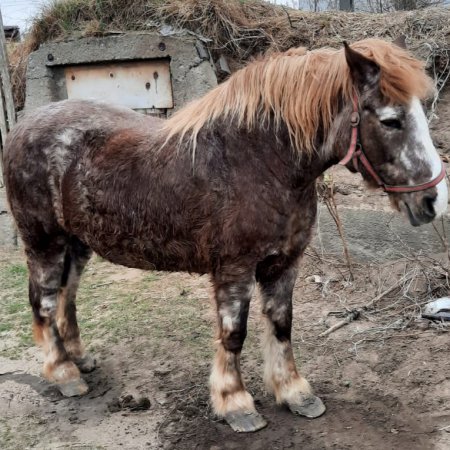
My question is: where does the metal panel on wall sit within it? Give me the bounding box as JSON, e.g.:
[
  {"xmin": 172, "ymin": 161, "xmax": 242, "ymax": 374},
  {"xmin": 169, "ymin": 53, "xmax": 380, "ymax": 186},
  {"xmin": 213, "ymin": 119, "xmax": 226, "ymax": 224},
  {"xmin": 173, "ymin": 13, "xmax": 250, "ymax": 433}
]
[{"xmin": 65, "ymin": 60, "xmax": 173, "ymax": 109}]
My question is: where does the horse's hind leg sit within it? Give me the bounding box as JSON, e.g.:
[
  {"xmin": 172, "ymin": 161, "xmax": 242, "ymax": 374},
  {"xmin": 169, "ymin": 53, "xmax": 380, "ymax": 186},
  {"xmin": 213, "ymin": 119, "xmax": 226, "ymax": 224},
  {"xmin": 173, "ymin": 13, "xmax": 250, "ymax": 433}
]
[
  {"xmin": 26, "ymin": 234, "xmax": 88, "ymax": 397},
  {"xmin": 210, "ymin": 268, "xmax": 267, "ymax": 432},
  {"xmin": 258, "ymin": 264, "xmax": 326, "ymax": 418},
  {"xmin": 56, "ymin": 237, "xmax": 95, "ymax": 373}
]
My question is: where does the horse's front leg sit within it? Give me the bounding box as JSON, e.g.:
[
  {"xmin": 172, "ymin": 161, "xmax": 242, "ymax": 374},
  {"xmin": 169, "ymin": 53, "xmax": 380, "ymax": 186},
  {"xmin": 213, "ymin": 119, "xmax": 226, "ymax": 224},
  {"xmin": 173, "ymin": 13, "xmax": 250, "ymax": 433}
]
[
  {"xmin": 259, "ymin": 264, "xmax": 326, "ymax": 418},
  {"xmin": 210, "ymin": 271, "xmax": 267, "ymax": 432}
]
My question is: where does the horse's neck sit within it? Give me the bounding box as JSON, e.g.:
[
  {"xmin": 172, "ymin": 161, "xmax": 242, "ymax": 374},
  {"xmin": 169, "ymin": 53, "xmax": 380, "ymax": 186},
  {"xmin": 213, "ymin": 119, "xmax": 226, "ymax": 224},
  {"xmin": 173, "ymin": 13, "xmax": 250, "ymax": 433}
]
[
  {"xmin": 193, "ymin": 105, "xmax": 352, "ymax": 187},
  {"xmin": 260, "ymin": 113, "xmax": 353, "ymax": 185},
  {"xmin": 203, "ymin": 119, "xmax": 333, "ymax": 188}
]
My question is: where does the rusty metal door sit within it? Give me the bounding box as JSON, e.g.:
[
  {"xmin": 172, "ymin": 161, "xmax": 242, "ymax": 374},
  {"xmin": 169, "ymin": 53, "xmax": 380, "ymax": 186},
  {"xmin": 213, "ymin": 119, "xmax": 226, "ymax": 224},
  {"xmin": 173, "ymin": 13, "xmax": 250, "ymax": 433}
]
[{"xmin": 64, "ymin": 59, "xmax": 173, "ymax": 110}]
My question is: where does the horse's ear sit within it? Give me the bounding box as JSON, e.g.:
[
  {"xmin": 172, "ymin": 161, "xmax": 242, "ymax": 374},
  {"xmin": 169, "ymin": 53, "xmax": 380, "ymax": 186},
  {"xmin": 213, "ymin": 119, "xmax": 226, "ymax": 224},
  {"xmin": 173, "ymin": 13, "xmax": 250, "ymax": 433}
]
[
  {"xmin": 392, "ymin": 35, "xmax": 407, "ymax": 49},
  {"xmin": 344, "ymin": 42, "xmax": 380, "ymax": 90}
]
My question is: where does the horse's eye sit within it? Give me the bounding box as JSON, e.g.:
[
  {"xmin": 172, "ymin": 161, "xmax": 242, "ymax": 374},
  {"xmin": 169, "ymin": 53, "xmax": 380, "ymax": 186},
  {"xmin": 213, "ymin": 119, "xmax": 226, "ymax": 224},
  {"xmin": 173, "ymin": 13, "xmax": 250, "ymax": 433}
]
[{"xmin": 380, "ymin": 118, "xmax": 402, "ymax": 129}]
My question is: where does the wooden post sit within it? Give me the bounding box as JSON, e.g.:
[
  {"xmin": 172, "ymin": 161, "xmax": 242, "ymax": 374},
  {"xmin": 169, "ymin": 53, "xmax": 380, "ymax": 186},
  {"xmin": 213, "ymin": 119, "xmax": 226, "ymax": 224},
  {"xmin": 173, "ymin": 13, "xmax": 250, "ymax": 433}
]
[
  {"xmin": 0, "ymin": 7, "xmax": 17, "ymax": 187},
  {"xmin": 0, "ymin": 7, "xmax": 17, "ymax": 246}
]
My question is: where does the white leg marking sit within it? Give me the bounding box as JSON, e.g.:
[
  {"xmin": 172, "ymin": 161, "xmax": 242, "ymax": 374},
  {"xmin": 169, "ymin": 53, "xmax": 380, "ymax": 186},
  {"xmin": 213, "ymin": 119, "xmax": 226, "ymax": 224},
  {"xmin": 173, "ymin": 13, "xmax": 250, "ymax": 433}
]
[
  {"xmin": 263, "ymin": 320, "xmax": 311, "ymax": 403},
  {"xmin": 210, "ymin": 346, "xmax": 256, "ymax": 416}
]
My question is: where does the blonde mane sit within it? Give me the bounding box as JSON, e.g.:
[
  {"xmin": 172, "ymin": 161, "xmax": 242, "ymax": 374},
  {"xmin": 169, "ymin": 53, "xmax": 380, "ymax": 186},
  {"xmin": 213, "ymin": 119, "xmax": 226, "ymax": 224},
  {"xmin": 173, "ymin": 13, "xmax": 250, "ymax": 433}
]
[{"xmin": 163, "ymin": 39, "xmax": 433, "ymax": 154}]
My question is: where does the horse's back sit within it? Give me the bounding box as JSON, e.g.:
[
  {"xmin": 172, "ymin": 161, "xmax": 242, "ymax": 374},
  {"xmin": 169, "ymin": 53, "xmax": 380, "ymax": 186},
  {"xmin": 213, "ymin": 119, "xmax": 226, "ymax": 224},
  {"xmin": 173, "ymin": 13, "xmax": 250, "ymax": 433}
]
[
  {"xmin": 5, "ymin": 99, "xmax": 158, "ymax": 154},
  {"xmin": 4, "ymin": 99, "xmax": 163, "ymax": 179}
]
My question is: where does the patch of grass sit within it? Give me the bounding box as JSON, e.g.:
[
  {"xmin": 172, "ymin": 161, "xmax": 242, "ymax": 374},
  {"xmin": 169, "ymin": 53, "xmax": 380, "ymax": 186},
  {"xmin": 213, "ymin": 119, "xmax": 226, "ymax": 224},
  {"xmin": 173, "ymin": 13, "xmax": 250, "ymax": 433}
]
[
  {"xmin": 0, "ymin": 256, "xmax": 32, "ymax": 359},
  {"xmin": 76, "ymin": 265, "xmax": 214, "ymax": 359},
  {"xmin": 3, "ymin": 263, "xmax": 28, "ymax": 288},
  {"xmin": 142, "ymin": 272, "xmax": 160, "ymax": 283},
  {"xmin": 0, "ymin": 322, "xmax": 13, "ymax": 333},
  {"xmin": 0, "ymin": 419, "xmax": 14, "ymax": 448}
]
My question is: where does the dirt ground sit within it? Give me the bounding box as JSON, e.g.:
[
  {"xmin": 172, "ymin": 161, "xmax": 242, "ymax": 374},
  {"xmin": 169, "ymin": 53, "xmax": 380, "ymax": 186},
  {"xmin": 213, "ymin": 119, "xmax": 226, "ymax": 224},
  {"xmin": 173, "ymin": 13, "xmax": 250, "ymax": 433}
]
[{"xmin": 1, "ymin": 243, "xmax": 450, "ymax": 450}]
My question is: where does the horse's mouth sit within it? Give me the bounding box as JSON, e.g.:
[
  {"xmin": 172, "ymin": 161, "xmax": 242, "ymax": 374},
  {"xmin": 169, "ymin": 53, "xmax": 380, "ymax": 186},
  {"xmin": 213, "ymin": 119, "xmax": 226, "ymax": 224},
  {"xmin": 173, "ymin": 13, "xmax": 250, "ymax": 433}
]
[{"xmin": 402, "ymin": 201, "xmax": 434, "ymax": 227}]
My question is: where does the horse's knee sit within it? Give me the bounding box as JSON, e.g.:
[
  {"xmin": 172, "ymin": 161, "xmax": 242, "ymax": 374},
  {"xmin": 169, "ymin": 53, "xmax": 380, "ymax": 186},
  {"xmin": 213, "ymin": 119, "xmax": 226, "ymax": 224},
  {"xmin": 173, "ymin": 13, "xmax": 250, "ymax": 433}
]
[
  {"xmin": 217, "ymin": 297, "xmax": 250, "ymax": 353},
  {"xmin": 221, "ymin": 329, "xmax": 246, "ymax": 353},
  {"xmin": 40, "ymin": 289, "xmax": 59, "ymax": 318},
  {"xmin": 263, "ymin": 301, "xmax": 292, "ymax": 342}
]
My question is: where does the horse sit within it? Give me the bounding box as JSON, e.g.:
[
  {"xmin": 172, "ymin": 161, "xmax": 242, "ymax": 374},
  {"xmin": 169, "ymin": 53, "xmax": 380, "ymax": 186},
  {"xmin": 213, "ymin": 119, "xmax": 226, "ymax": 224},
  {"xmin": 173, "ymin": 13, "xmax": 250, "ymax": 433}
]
[{"xmin": 3, "ymin": 38, "xmax": 448, "ymax": 433}]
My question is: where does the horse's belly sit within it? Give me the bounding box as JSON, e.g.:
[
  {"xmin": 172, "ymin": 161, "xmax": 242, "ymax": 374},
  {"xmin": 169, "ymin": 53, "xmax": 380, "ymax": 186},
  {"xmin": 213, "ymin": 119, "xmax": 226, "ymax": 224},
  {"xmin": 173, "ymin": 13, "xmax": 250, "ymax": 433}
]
[{"xmin": 76, "ymin": 226, "xmax": 209, "ymax": 274}]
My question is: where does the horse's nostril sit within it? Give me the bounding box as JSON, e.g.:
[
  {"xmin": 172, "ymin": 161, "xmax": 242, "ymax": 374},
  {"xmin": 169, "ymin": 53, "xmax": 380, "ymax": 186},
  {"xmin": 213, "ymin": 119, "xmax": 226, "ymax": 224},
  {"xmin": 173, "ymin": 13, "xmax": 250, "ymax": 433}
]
[{"xmin": 423, "ymin": 194, "xmax": 437, "ymax": 218}]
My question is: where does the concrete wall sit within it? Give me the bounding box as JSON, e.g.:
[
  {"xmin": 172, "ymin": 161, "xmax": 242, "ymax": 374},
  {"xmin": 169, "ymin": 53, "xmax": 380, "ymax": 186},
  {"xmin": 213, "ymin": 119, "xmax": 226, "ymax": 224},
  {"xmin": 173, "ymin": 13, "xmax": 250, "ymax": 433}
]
[
  {"xmin": 24, "ymin": 33, "xmax": 217, "ymax": 113},
  {"xmin": 314, "ymin": 204, "xmax": 450, "ymax": 262}
]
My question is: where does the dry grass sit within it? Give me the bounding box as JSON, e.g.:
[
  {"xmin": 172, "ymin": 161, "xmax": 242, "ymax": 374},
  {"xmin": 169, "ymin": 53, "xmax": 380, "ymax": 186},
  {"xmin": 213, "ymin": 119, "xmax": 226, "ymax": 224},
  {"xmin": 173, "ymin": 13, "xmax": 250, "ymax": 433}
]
[
  {"xmin": 8, "ymin": 41, "xmax": 34, "ymax": 112},
  {"xmin": 8, "ymin": 0, "xmax": 450, "ymax": 111},
  {"xmin": 304, "ymin": 249, "xmax": 450, "ymax": 349}
]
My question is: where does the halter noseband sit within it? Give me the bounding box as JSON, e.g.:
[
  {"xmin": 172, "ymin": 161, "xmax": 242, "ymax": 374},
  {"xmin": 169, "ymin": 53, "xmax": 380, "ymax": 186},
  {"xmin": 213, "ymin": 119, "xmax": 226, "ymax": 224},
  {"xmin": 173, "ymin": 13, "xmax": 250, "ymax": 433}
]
[{"xmin": 338, "ymin": 94, "xmax": 446, "ymax": 193}]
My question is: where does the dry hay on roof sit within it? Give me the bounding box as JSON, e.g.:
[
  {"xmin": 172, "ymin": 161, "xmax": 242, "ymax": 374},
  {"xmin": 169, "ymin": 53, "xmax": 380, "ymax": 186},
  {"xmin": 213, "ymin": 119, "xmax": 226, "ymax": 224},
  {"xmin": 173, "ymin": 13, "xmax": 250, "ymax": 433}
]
[{"xmin": 8, "ymin": 0, "xmax": 450, "ymax": 111}]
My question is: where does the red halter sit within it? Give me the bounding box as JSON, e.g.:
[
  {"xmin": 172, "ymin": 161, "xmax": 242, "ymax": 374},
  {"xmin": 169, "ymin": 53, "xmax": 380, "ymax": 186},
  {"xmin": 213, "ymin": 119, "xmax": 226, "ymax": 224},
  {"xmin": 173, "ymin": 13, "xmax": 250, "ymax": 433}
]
[{"xmin": 338, "ymin": 94, "xmax": 446, "ymax": 193}]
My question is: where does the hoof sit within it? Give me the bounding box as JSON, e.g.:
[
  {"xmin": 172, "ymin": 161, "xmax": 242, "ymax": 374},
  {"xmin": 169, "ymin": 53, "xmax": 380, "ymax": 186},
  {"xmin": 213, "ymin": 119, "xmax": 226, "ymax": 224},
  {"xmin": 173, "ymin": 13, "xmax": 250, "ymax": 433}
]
[
  {"xmin": 57, "ymin": 378, "xmax": 89, "ymax": 397},
  {"xmin": 74, "ymin": 354, "xmax": 97, "ymax": 373},
  {"xmin": 224, "ymin": 411, "xmax": 267, "ymax": 433},
  {"xmin": 287, "ymin": 394, "xmax": 326, "ymax": 418}
]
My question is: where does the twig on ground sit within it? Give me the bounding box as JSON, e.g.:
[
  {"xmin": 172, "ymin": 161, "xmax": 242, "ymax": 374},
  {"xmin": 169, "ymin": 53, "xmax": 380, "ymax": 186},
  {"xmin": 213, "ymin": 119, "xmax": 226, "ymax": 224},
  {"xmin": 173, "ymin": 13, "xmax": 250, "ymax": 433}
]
[
  {"xmin": 318, "ymin": 310, "xmax": 359, "ymax": 337},
  {"xmin": 318, "ymin": 273, "xmax": 411, "ymax": 337},
  {"xmin": 156, "ymin": 405, "xmax": 177, "ymax": 444},
  {"xmin": 362, "ymin": 274, "xmax": 410, "ymax": 310},
  {"xmin": 351, "ymin": 332, "xmax": 422, "ymax": 348}
]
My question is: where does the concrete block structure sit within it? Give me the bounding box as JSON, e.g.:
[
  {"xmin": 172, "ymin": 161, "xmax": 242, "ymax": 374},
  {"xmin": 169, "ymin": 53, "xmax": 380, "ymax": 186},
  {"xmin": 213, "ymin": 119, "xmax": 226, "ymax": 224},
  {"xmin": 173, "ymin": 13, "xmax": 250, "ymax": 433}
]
[{"xmin": 24, "ymin": 33, "xmax": 217, "ymax": 115}]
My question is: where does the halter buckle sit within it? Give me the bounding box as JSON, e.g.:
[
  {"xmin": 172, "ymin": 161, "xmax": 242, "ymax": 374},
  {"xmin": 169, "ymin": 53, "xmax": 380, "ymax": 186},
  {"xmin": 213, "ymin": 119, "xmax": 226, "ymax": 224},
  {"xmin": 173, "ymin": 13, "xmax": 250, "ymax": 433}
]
[{"xmin": 350, "ymin": 111, "xmax": 360, "ymax": 127}]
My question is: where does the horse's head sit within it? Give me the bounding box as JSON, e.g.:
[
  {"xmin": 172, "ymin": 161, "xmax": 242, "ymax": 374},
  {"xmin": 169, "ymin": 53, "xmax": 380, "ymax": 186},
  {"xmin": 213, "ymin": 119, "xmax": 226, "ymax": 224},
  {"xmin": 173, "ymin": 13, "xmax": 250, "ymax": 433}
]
[{"xmin": 341, "ymin": 40, "xmax": 448, "ymax": 226}]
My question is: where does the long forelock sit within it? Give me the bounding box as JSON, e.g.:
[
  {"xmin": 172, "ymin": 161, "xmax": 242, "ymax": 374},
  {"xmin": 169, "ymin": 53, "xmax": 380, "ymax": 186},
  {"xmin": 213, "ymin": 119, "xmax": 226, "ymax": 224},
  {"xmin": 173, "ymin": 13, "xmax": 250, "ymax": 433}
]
[{"xmin": 162, "ymin": 39, "xmax": 433, "ymax": 155}]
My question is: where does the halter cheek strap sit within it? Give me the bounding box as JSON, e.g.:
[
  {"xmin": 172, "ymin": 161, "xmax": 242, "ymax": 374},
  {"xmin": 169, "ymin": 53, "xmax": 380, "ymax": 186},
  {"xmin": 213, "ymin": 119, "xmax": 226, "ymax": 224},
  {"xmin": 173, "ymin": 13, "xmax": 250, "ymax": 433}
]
[{"xmin": 338, "ymin": 94, "xmax": 447, "ymax": 194}]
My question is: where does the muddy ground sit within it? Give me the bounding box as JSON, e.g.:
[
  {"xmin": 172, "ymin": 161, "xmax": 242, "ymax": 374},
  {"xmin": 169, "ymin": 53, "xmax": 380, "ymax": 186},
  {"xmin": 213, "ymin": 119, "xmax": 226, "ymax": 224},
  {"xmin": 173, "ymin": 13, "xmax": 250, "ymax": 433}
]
[{"xmin": 1, "ymin": 244, "xmax": 450, "ymax": 450}]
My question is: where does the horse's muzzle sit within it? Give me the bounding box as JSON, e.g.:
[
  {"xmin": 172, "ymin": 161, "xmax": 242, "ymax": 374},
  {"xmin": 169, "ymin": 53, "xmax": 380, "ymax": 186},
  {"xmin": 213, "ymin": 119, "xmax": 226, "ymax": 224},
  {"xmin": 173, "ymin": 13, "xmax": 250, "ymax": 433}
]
[{"xmin": 403, "ymin": 193, "xmax": 437, "ymax": 227}]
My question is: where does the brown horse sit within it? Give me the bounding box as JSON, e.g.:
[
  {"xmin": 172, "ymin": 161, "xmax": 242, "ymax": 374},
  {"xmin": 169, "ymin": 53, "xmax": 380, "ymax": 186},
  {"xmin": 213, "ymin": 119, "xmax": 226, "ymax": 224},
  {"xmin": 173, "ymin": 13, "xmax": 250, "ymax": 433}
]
[{"xmin": 3, "ymin": 38, "xmax": 447, "ymax": 432}]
